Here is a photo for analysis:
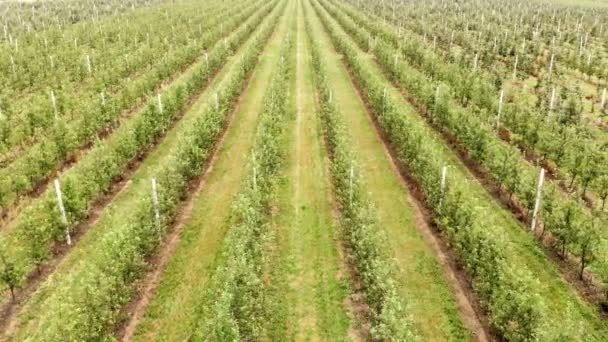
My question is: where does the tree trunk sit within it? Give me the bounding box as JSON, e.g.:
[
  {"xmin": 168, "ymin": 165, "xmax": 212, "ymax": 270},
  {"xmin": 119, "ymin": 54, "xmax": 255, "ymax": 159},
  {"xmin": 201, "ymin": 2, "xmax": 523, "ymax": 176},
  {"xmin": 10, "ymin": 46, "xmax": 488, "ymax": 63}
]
[
  {"xmin": 569, "ymin": 174, "xmax": 577, "ymax": 188},
  {"xmin": 580, "ymin": 248, "xmax": 587, "ymax": 281},
  {"xmin": 582, "ymin": 186, "xmax": 587, "ymax": 198}
]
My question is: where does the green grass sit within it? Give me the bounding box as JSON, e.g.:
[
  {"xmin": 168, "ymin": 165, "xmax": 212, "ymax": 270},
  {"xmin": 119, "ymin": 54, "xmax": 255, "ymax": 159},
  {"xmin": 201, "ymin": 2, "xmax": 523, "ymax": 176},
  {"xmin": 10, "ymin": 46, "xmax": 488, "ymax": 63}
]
[
  {"xmin": 305, "ymin": 1, "xmax": 471, "ymax": 340},
  {"xmin": 317, "ymin": 0, "xmax": 608, "ymax": 338},
  {"xmin": 132, "ymin": 3, "xmax": 294, "ymax": 340},
  {"xmin": 5, "ymin": 6, "xmax": 284, "ymax": 338},
  {"xmin": 269, "ymin": 1, "xmax": 351, "ymax": 339}
]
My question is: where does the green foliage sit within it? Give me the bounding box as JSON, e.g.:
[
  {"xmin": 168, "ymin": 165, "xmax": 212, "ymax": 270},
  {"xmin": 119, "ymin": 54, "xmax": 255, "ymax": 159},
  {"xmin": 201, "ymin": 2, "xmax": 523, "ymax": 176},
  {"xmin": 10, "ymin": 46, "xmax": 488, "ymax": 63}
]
[
  {"xmin": 0, "ymin": 1, "xmax": 262, "ymax": 210},
  {"xmin": 329, "ymin": 0, "xmax": 608, "ymax": 306},
  {"xmin": 314, "ymin": 0, "xmax": 545, "ymax": 339},
  {"xmin": 306, "ymin": 10, "xmax": 416, "ymax": 340},
  {"xmin": 196, "ymin": 18, "xmax": 293, "ymax": 341},
  {"xmin": 3, "ymin": 4, "xmax": 282, "ymax": 340},
  {"xmin": 0, "ymin": 1, "xmax": 275, "ymax": 296}
]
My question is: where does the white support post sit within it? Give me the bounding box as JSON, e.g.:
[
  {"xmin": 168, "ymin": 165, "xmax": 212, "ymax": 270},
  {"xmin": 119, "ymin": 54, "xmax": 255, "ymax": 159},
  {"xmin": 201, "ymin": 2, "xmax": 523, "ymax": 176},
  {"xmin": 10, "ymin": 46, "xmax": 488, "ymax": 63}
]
[
  {"xmin": 54, "ymin": 179, "xmax": 71, "ymax": 245},
  {"xmin": 349, "ymin": 165, "xmax": 354, "ymax": 206},
  {"xmin": 473, "ymin": 53, "xmax": 478, "ymax": 71},
  {"xmin": 205, "ymin": 53, "xmax": 209, "ymax": 68},
  {"xmin": 601, "ymin": 88, "xmax": 606, "ymax": 109},
  {"xmin": 51, "ymin": 90, "xmax": 58, "ymax": 118},
  {"xmin": 328, "ymin": 90, "xmax": 333, "ymax": 104},
  {"xmin": 9, "ymin": 55, "xmax": 15, "ymax": 74},
  {"xmin": 530, "ymin": 168, "xmax": 545, "ymax": 232},
  {"xmin": 448, "ymin": 31, "xmax": 454, "ymax": 51},
  {"xmin": 85, "ymin": 54, "xmax": 91, "ymax": 74},
  {"xmin": 549, "ymin": 87, "xmax": 556, "ymax": 111},
  {"xmin": 496, "ymin": 90, "xmax": 504, "ymax": 130},
  {"xmin": 439, "ymin": 165, "xmax": 447, "ymax": 208},
  {"xmin": 548, "ymin": 54, "xmax": 555, "ymax": 80},
  {"xmin": 252, "ymin": 153, "xmax": 257, "ymax": 191},
  {"xmin": 151, "ymin": 178, "xmax": 160, "ymax": 230},
  {"xmin": 513, "ymin": 54, "xmax": 518, "ymax": 80},
  {"xmin": 157, "ymin": 93, "xmax": 163, "ymax": 113},
  {"xmin": 434, "ymin": 85, "xmax": 440, "ymax": 115}
]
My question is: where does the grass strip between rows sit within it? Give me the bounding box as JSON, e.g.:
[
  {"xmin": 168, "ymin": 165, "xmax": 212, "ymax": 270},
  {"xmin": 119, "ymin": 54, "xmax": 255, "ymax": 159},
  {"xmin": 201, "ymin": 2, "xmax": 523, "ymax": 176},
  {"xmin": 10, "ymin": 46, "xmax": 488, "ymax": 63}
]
[
  {"xmin": 193, "ymin": 14, "xmax": 294, "ymax": 341},
  {"xmin": 304, "ymin": 5, "xmax": 416, "ymax": 340}
]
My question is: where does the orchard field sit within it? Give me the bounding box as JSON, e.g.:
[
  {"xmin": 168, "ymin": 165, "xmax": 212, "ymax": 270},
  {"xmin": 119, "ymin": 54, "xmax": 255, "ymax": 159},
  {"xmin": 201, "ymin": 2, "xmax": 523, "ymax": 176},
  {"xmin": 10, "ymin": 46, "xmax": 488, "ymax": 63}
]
[{"xmin": 0, "ymin": 0, "xmax": 607, "ymax": 340}]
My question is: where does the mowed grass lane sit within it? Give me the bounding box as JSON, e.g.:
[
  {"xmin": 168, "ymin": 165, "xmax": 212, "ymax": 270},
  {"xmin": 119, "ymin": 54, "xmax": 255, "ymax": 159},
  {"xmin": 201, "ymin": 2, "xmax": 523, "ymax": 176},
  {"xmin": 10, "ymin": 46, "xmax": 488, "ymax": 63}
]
[
  {"xmin": 270, "ymin": 0, "xmax": 351, "ymax": 339},
  {"xmin": 305, "ymin": 1, "xmax": 472, "ymax": 340}
]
